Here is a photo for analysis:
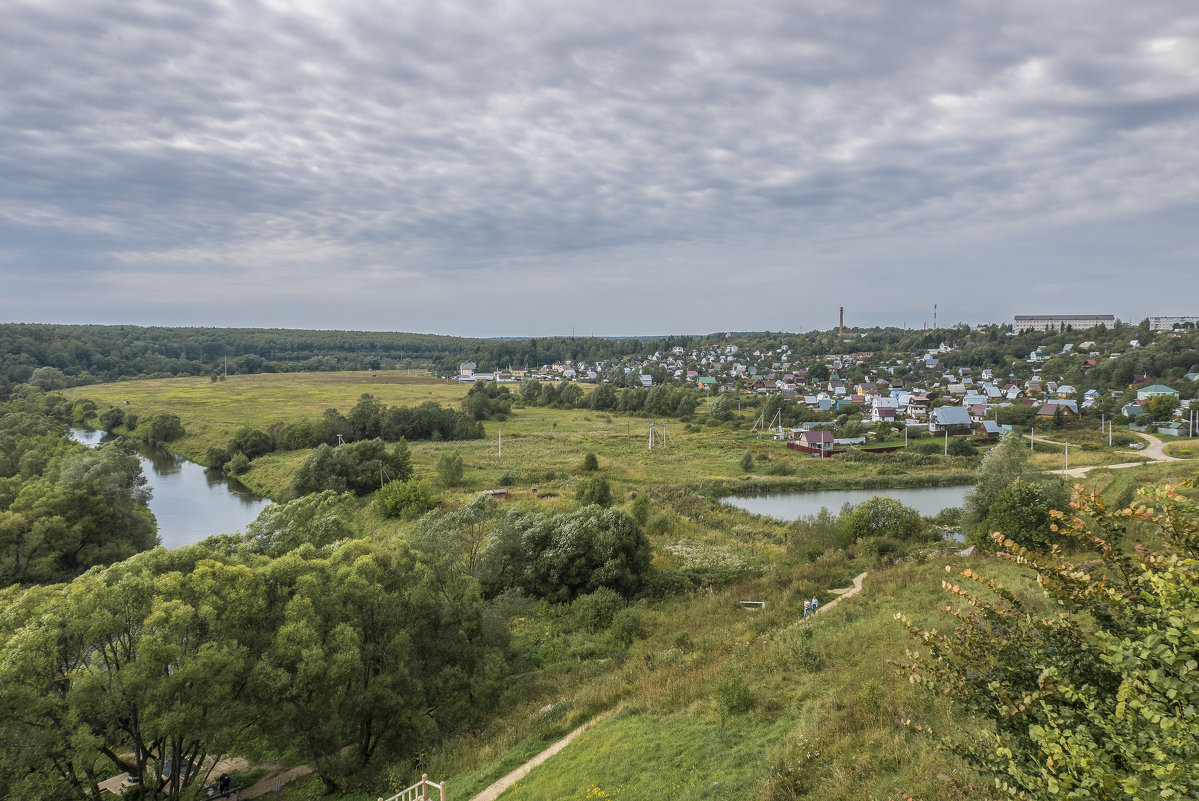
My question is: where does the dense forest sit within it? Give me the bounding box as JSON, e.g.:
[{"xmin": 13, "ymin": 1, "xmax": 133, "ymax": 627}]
[
  {"xmin": 0, "ymin": 324, "xmax": 676, "ymax": 393},
  {"xmin": 6, "ymin": 319, "xmax": 1198, "ymax": 404}
]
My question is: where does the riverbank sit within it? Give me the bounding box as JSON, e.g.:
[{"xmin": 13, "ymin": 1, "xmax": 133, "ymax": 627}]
[{"xmin": 69, "ymin": 428, "xmax": 270, "ymax": 547}]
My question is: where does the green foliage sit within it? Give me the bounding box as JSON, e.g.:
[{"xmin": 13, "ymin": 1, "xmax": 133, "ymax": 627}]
[
  {"xmin": 410, "ymin": 494, "xmax": 499, "ymax": 585},
  {"xmin": 97, "ymin": 406, "xmax": 124, "ymax": 430},
  {"xmin": 629, "ymin": 493, "xmax": 651, "ymax": 524},
  {"xmin": 961, "ymin": 430, "xmax": 1030, "ymax": 532},
  {"xmin": 740, "ymin": 449, "xmax": 755, "ymax": 472},
  {"xmin": 0, "ymin": 535, "xmax": 507, "ymax": 800},
  {"xmin": 205, "ymin": 445, "xmax": 230, "ymax": 469},
  {"xmin": 643, "ymin": 510, "xmax": 674, "ymax": 537},
  {"xmin": 245, "ymin": 490, "xmax": 359, "ymax": 556},
  {"xmin": 143, "ymin": 412, "xmax": 185, "ymax": 445},
  {"xmin": 519, "ymin": 379, "xmax": 542, "ymax": 403},
  {"xmin": 437, "ymin": 451, "xmax": 466, "ymax": 487},
  {"xmin": 708, "ymin": 394, "xmax": 733, "ymax": 422},
  {"xmin": 462, "ymin": 382, "xmax": 513, "ymax": 420},
  {"xmin": 995, "ymin": 403, "xmax": 1037, "ymax": 427},
  {"xmin": 899, "ymin": 486, "xmax": 1199, "ymax": 800},
  {"xmin": 945, "ymin": 438, "xmax": 976, "ymax": 457},
  {"xmin": 714, "ymin": 672, "xmax": 755, "ymax": 720},
  {"xmin": 787, "ymin": 507, "xmax": 852, "ymax": 557},
  {"xmin": 375, "ymin": 478, "xmax": 437, "ymax": 520},
  {"xmin": 609, "ymin": 607, "xmax": 646, "ymax": 648},
  {"xmin": 290, "ymin": 439, "xmax": 412, "ymax": 497},
  {"xmin": 0, "ymin": 399, "xmax": 157, "ymax": 585},
  {"xmin": 494, "ymin": 505, "xmax": 652, "ymax": 603},
  {"xmin": 1144, "ymin": 393, "xmax": 1180, "ymax": 421},
  {"xmin": 841, "ymin": 496, "xmax": 923, "ymax": 543},
  {"xmin": 575, "ymin": 475, "xmax": 613, "ymax": 507},
  {"xmin": 25, "ymin": 365, "xmax": 71, "ymax": 390},
  {"xmin": 572, "ymin": 586, "xmax": 625, "ymax": 633},
  {"xmin": 228, "ymin": 426, "xmax": 274, "ymax": 459},
  {"xmin": 582, "ymin": 452, "xmax": 599, "ymax": 472},
  {"xmin": 224, "ymin": 450, "xmax": 251, "ymax": 475},
  {"xmin": 982, "ymin": 478, "xmax": 1057, "ymax": 550}
]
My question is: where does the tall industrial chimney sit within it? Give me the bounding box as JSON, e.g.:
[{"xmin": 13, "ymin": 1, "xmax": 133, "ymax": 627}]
[{"xmin": 839, "ymin": 306, "xmax": 844, "ymax": 337}]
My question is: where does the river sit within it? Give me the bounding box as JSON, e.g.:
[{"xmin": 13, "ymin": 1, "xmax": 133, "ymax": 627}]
[
  {"xmin": 721, "ymin": 484, "xmax": 971, "ymax": 521},
  {"xmin": 69, "ymin": 428, "xmax": 272, "ymax": 549}
]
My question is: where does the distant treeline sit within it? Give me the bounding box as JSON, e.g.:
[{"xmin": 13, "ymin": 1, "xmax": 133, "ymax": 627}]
[
  {"xmin": 0, "ymin": 323, "xmax": 490, "ymax": 392},
  {"xmin": 0, "ymin": 323, "xmax": 679, "ymax": 394},
  {"xmin": 8, "ymin": 319, "xmax": 1197, "ymax": 405}
]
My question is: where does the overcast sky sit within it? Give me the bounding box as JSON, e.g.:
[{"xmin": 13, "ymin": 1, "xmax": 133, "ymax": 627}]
[{"xmin": 2, "ymin": 0, "xmax": 1198, "ymax": 337}]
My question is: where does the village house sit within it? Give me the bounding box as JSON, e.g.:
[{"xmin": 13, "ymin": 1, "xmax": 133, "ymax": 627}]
[
  {"xmin": 974, "ymin": 420, "xmax": 1003, "ymax": 440},
  {"xmin": 1035, "ymin": 403, "xmax": 1076, "ymax": 424},
  {"xmin": 797, "ymin": 429, "xmax": 834, "ymax": 452},
  {"xmin": 1136, "ymin": 384, "xmax": 1180, "ymax": 401},
  {"xmin": 929, "ymin": 405, "xmax": 973, "ymax": 434}
]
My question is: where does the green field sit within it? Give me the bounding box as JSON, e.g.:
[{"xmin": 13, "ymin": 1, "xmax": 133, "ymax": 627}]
[
  {"xmin": 65, "ymin": 372, "xmax": 979, "ymax": 502},
  {"xmin": 54, "ymin": 372, "xmax": 1199, "ymax": 800}
]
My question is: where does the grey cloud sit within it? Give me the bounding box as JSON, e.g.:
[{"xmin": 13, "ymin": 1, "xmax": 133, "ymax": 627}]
[{"xmin": 2, "ymin": 0, "xmax": 1198, "ymax": 333}]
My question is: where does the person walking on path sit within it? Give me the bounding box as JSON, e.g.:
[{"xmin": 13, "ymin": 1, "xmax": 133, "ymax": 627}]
[
  {"xmin": 811, "ymin": 596, "xmax": 819, "ymax": 614},
  {"xmin": 803, "ymin": 599, "xmax": 811, "ymax": 619},
  {"xmin": 219, "ymin": 774, "xmax": 231, "ymax": 799}
]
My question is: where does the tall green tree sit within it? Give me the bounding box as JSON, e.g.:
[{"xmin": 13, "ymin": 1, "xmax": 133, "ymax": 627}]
[
  {"xmin": 961, "ymin": 431, "xmax": 1030, "ymax": 533},
  {"xmin": 0, "ymin": 548, "xmax": 261, "ymax": 801}
]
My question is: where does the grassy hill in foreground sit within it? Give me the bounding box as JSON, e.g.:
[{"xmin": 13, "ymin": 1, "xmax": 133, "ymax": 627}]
[
  {"xmin": 274, "ymin": 553, "xmax": 1033, "ymax": 801},
  {"xmin": 57, "ymin": 374, "xmax": 1198, "ymax": 801}
]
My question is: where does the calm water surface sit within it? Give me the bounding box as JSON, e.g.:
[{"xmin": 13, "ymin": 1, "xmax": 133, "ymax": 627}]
[
  {"xmin": 722, "ymin": 485, "xmax": 972, "ymax": 521},
  {"xmin": 70, "ymin": 428, "xmax": 271, "ymax": 549}
]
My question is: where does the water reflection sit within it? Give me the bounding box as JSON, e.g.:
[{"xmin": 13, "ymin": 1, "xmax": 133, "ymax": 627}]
[
  {"xmin": 721, "ymin": 484, "xmax": 971, "ymax": 521},
  {"xmin": 69, "ymin": 428, "xmax": 272, "ymax": 549}
]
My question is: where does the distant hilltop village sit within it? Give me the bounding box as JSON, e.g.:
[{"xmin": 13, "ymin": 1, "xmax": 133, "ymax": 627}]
[{"xmin": 1014, "ymin": 314, "xmax": 1199, "ymax": 334}]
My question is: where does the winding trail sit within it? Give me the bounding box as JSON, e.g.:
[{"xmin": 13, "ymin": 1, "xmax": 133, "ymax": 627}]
[
  {"xmin": 815, "ymin": 571, "xmax": 868, "ymax": 616},
  {"xmin": 459, "ymin": 572, "xmax": 869, "ymax": 801},
  {"xmin": 467, "ymin": 710, "xmax": 618, "ymax": 801},
  {"xmin": 1052, "ymin": 431, "xmax": 1181, "ymax": 479}
]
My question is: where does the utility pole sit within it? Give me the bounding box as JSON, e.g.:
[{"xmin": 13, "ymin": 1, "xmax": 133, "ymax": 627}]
[
  {"xmin": 943, "ymin": 428, "xmax": 948, "ymax": 456},
  {"xmin": 498, "ymin": 428, "xmax": 502, "ymax": 461},
  {"xmin": 1030, "ymin": 427, "xmax": 1034, "ymax": 452},
  {"xmin": 1063, "ymin": 442, "xmax": 1068, "ymax": 476}
]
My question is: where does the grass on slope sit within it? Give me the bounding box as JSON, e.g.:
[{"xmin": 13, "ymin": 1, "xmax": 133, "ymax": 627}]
[{"xmin": 351, "ymin": 549, "xmax": 1039, "ymax": 801}]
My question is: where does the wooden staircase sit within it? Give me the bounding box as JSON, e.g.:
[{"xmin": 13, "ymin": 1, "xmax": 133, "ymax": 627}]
[{"xmin": 379, "ymin": 774, "xmax": 446, "ymax": 801}]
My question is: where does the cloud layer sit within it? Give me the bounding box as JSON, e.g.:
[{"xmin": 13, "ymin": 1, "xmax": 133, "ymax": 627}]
[{"xmin": 3, "ymin": 0, "xmax": 1198, "ymax": 334}]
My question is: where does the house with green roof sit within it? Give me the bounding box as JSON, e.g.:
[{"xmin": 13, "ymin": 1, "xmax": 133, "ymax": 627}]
[{"xmin": 1136, "ymin": 384, "xmax": 1179, "ymax": 401}]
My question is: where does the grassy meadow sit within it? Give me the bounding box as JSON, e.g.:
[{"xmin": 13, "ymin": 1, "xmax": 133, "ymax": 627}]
[
  {"xmin": 60, "ymin": 372, "xmax": 1198, "ymax": 801},
  {"xmin": 64, "ymin": 372, "xmax": 980, "ymax": 502}
]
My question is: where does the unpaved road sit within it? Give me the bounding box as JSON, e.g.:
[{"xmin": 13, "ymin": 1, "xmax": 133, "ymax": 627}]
[{"xmin": 1060, "ymin": 431, "xmax": 1180, "ymax": 479}]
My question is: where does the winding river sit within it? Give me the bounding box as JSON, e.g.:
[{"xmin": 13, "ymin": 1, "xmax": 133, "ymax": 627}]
[{"xmin": 69, "ymin": 428, "xmax": 272, "ymax": 549}]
